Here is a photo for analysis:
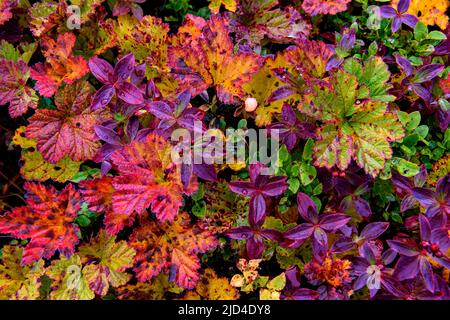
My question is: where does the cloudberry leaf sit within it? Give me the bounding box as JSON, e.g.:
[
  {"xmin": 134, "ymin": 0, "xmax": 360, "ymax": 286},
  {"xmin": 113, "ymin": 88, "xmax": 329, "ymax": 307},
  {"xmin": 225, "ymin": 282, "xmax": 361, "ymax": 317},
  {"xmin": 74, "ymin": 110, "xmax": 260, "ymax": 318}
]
[
  {"xmin": 0, "ymin": 59, "xmax": 38, "ymax": 118},
  {"xmin": 302, "ymin": 0, "xmax": 352, "ymax": 16},
  {"xmin": 184, "ymin": 268, "xmax": 240, "ymax": 300},
  {"xmin": 112, "ymin": 15, "xmax": 170, "ymax": 77},
  {"xmin": 169, "ymin": 15, "xmax": 263, "ymax": 103},
  {"xmin": 311, "ymin": 70, "xmax": 404, "ymax": 177},
  {"xmin": 208, "ymin": 0, "xmax": 237, "ymax": 14},
  {"xmin": 30, "ymin": 33, "xmax": 89, "ymax": 97},
  {"xmin": 28, "ymin": 0, "xmax": 65, "ymax": 37},
  {"xmin": 0, "ymin": 0, "xmax": 17, "ymax": 25},
  {"xmin": 230, "ymin": 0, "xmax": 310, "ymax": 45},
  {"xmin": 0, "ymin": 246, "xmax": 45, "ymax": 300},
  {"xmin": 46, "ymin": 255, "xmax": 94, "ymax": 300},
  {"xmin": 110, "ymin": 133, "xmax": 195, "ymax": 222},
  {"xmin": 0, "ymin": 183, "xmax": 81, "ymax": 264},
  {"xmin": 13, "ymin": 126, "xmax": 81, "ymax": 183},
  {"xmin": 129, "ymin": 212, "xmax": 218, "ymax": 289},
  {"xmin": 26, "ymin": 80, "xmax": 110, "ymax": 164},
  {"xmin": 79, "ymin": 230, "xmax": 135, "ymax": 296}
]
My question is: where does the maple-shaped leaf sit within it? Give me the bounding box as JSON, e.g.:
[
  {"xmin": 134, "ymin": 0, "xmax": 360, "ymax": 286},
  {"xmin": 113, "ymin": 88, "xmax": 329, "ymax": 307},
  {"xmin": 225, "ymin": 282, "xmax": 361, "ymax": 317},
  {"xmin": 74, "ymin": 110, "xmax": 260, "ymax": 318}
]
[
  {"xmin": 26, "ymin": 80, "xmax": 109, "ymax": 164},
  {"xmin": 344, "ymin": 56, "xmax": 396, "ymax": 102},
  {"xmin": 309, "ymin": 70, "xmax": 404, "ymax": 177},
  {"xmin": 0, "ymin": 182, "xmax": 81, "ymax": 264},
  {"xmin": 209, "ymin": 0, "xmax": 237, "ymax": 14},
  {"xmin": 0, "ymin": 0, "xmax": 17, "ymax": 25},
  {"xmin": 169, "ymin": 14, "xmax": 263, "ymax": 103},
  {"xmin": 0, "ymin": 40, "xmax": 38, "ymax": 64},
  {"xmin": 110, "ymin": 133, "xmax": 195, "ymax": 222},
  {"xmin": 116, "ymin": 274, "xmax": 180, "ymax": 300},
  {"xmin": 0, "ymin": 59, "xmax": 38, "ymax": 118},
  {"xmin": 79, "ymin": 176, "xmax": 136, "ymax": 235},
  {"xmin": 0, "ymin": 246, "xmax": 45, "ymax": 300},
  {"xmin": 302, "ymin": 0, "xmax": 352, "ymax": 16},
  {"xmin": 27, "ymin": 0, "xmax": 65, "ymax": 37},
  {"xmin": 129, "ymin": 212, "xmax": 218, "ymax": 289},
  {"xmin": 13, "ymin": 126, "xmax": 81, "ymax": 182},
  {"xmin": 229, "ymin": 0, "xmax": 310, "ymax": 45},
  {"xmin": 30, "ymin": 33, "xmax": 89, "ymax": 97},
  {"xmin": 46, "ymin": 254, "xmax": 94, "ymax": 300},
  {"xmin": 110, "ymin": 14, "xmax": 170, "ymax": 78},
  {"xmin": 78, "ymin": 230, "xmax": 135, "ymax": 296},
  {"xmin": 183, "ymin": 268, "xmax": 240, "ymax": 300}
]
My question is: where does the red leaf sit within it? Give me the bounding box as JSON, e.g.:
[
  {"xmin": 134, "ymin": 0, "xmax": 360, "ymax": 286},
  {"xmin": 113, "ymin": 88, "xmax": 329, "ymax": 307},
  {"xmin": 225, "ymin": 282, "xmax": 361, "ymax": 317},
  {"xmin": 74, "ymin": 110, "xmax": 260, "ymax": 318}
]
[
  {"xmin": 0, "ymin": 182, "xmax": 80, "ymax": 264},
  {"xmin": 26, "ymin": 80, "xmax": 110, "ymax": 163},
  {"xmin": 129, "ymin": 212, "xmax": 218, "ymax": 289}
]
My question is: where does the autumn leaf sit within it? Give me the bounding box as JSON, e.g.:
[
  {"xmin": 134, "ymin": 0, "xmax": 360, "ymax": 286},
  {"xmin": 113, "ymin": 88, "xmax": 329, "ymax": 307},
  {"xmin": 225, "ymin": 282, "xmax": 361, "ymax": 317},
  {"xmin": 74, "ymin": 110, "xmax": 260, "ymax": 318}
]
[
  {"xmin": 110, "ymin": 133, "xmax": 195, "ymax": 222},
  {"xmin": 129, "ymin": 212, "xmax": 218, "ymax": 289},
  {"xmin": 0, "ymin": 59, "xmax": 38, "ymax": 118},
  {"xmin": 0, "ymin": 246, "xmax": 45, "ymax": 300},
  {"xmin": 46, "ymin": 255, "xmax": 94, "ymax": 300},
  {"xmin": 30, "ymin": 33, "xmax": 89, "ymax": 97},
  {"xmin": 0, "ymin": 182, "xmax": 81, "ymax": 264},
  {"xmin": 184, "ymin": 268, "xmax": 240, "ymax": 300},
  {"xmin": 244, "ymin": 39, "xmax": 332, "ymax": 126},
  {"xmin": 78, "ymin": 230, "xmax": 135, "ymax": 296},
  {"xmin": 111, "ymin": 14, "xmax": 170, "ymax": 78},
  {"xmin": 116, "ymin": 274, "xmax": 182, "ymax": 300},
  {"xmin": 13, "ymin": 126, "xmax": 81, "ymax": 183},
  {"xmin": 208, "ymin": 0, "xmax": 237, "ymax": 14},
  {"xmin": 27, "ymin": 0, "xmax": 65, "ymax": 37},
  {"xmin": 169, "ymin": 14, "xmax": 263, "ymax": 103},
  {"xmin": 302, "ymin": 0, "xmax": 352, "ymax": 16},
  {"xmin": 310, "ymin": 70, "xmax": 404, "ymax": 177},
  {"xmin": 0, "ymin": 0, "xmax": 17, "ymax": 25},
  {"xmin": 26, "ymin": 80, "xmax": 109, "ymax": 164},
  {"xmin": 230, "ymin": 0, "xmax": 310, "ymax": 45}
]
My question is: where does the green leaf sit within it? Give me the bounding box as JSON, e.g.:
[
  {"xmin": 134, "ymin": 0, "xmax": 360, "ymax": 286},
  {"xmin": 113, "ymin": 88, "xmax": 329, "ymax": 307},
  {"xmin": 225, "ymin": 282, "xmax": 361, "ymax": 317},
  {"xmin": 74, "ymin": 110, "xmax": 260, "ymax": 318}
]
[
  {"xmin": 368, "ymin": 41, "xmax": 378, "ymax": 56},
  {"xmin": 287, "ymin": 178, "xmax": 300, "ymax": 193},
  {"xmin": 299, "ymin": 162, "xmax": 316, "ymax": 186},
  {"xmin": 393, "ymin": 157, "xmax": 420, "ymax": 177},
  {"xmin": 428, "ymin": 31, "xmax": 447, "ymax": 41},
  {"xmin": 406, "ymin": 111, "xmax": 421, "ymax": 131},
  {"xmin": 414, "ymin": 22, "xmax": 428, "ymax": 41}
]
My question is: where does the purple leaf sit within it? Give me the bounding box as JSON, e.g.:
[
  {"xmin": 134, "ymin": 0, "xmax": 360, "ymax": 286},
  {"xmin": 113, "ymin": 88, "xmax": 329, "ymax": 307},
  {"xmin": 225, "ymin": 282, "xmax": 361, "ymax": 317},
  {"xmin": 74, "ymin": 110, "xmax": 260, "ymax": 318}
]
[
  {"xmin": 260, "ymin": 229, "xmax": 283, "ymax": 242},
  {"xmin": 116, "ymin": 81, "xmax": 144, "ymax": 105},
  {"xmin": 419, "ymin": 257, "xmax": 435, "ymax": 293},
  {"xmin": 114, "ymin": 53, "xmax": 135, "ymax": 81},
  {"xmin": 412, "ymin": 187, "xmax": 437, "ymax": 207},
  {"xmin": 193, "ymin": 164, "xmax": 217, "ymax": 182},
  {"xmin": 247, "ymin": 236, "xmax": 264, "ymax": 259},
  {"xmin": 91, "ymin": 84, "xmax": 115, "ymax": 110},
  {"xmin": 290, "ymin": 288, "xmax": 320, "ymax": 300},
  {"xmin": 354, "ymin": 197, "xmax": 372, "ymax": 218},
  {"xmin": 419, "ymin": 215, "xmax": 431, "ymax": 241},
  {"xmin": 413, "ymin": 64, "xmax": 444, "ymax": 83},
  {"xmin": 326, "ymin": 55, "xmax": 343, "ymax": 71},
  {"xmin": 395, "ymin": 256, "xmax": 420, "ymax": 280},
  {"xmin": 228, "ymin": 181, "xmax": 256, "ymax": 196},
  {"xmin": 395, "ymin": 54, "xmax": 413, "ymax": 77},
  {"xmin": 284, "ymin": 223, "xmax": 314, "ymax": 240},
  {"xmin": 400, "ymin": 195, "xmax": 417, "ymax": 212},
  {"xmin": 89, "ymin": 57, "xmax": 114, "ymax": 84},
  {"xmin": 313, "ymin": 227, "xmax": 328, "ymax": 247},
  {"xmin": 297, "ymin": 192, "xmax": 318, "ymax": 223},
  {"xmin": 249, "ymin": 193, "xmax": 266, "ymax": 227},
  {"xmin": 94, "ymin": 125, "xmax": 122, "ymax": 146},
  {"xmin": 226, "ymin": 226, "xmax": 253, "ymax": 240},
  {"xmin": 261, "ymin": 176, "xmax": 288, "ymax": 196},
  {"xmin": 319, "ymin": 214, "xmax": 350, "ymax": 231},
  {"xmin": 391, "ymin": 16, "xmax": 402, "ymax": 33},
  {"xmin": 410, "ymin": 83, "xmax": 431, "ymax": 103},
  {"xmin": 387, "ymin": 240, "xmax": 419, "ymax": 256},
  {"xmin": 148, "ymin": 101, "xmax": 174, "ymax": 120},
  {"xmin": 379, "ymin": 6, "xmax": 397, "ymax": 18},
  {"xmin": 397, "ymin": 0, "xmax": 410, "ymax": 13},
  {"xmin": 382, "ymin": 248, "xmax": 398, "ymax": 265},
  {"xmin": 401, "ymin": 14, "xmax": 418, "ymax": 28},
  {"xmin": 360, "ymin": 222, "xmax": 390, "ymax": 240},
  {"xmin": 268, "ymin": 85, "xmax": 296, "ymax": 103}
]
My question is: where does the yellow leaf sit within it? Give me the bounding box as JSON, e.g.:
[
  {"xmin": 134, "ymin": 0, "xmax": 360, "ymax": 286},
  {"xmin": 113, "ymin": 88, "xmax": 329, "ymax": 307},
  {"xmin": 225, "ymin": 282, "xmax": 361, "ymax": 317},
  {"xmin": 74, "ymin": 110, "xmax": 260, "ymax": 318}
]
[
  {"xmin": 208, "ymin": 0, "xmax": 237, "ymax": 14},
  {"xmin": 0, "ymin": 246, "xmax": 45, "ymax": 300},
  {"xmin": 187, "ymin": 268, "xmax": 239, "ymax": 300},
  {"xmin": 13, "ymin": 126, "xmax": 81, "ymax": 183}
]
